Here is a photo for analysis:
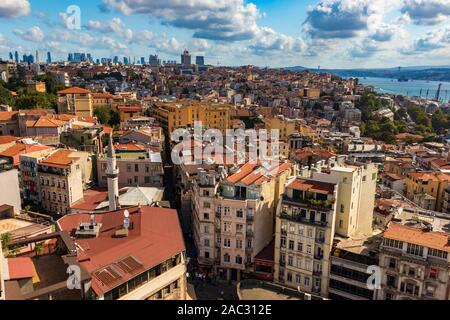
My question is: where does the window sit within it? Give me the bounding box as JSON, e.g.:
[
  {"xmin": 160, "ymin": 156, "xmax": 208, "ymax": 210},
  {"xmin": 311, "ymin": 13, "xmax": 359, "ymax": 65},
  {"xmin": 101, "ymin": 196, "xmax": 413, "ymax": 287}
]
[
  {"xmin": 134, "ymin": 176, "xmax": 138, "ymax": 183},
  {"xmin": 296, "ymin": 274, "xmax": 301, "ymax": 283},
  {"xmin": 224, "ymin": 207, "xmax": 230, "ymax": 216},
  {"xmin": 224, "ymin": 222, "xmax": 231, "ymax": 232},
  {"xmin": 388, "ymin": 258, "xmax": 396, "ymax": 269},
  {"xmin": 236, "ymin": 255, "xmax": 243, "ymax": 264},
  {"xmin": 428, "ymin": 248, "xmax": 448, "ymax": 260},
  {"xmin": 236, "ymin": 209, "xmax": 243, "ymax": 218},
  {"xmin": 224, "ymin": 254, "xmax": 230, "ymax": 262},
  {"xmin": 204, "ymin": 251, "xmax": 210, "ymax": 259},
  {"xmin": 127, "ymin": 164, "xmax": 132, "ymax": 172},
  {"xmin": 339, "ymin": 220, "xmax": 343, "ymax": 228},
  {"xmin": 289, "ymin": 240, "xmax": 294, "ymax": 250},
  {"xmin": 384, "ymin": 238, "xmax": 403, "ymax": 249},
  {"xmin": 298, "ymin": 226, "xmax": 304, "ymax": 236},
  {"xmin": 204, "ymin": 239, "xmax": 210, "ymax": 247},
  {"xmin": 307, "ymin": 228, "xmax": 313, "ymax": 238},
  {"xmin": 223, "ymin": 239, "xmax": 231, "ymax": 248},
  {"xmin": 298, "ymin": 242, "xmax": 303, "ymax": 252},
  {"xmin": 288, "ymin": 256, "xmax": 293, "ymax": 266},
  {"xmin": 203, "ymin": 213, "xmax": 209, "ymax": 220},
  {"xmin": 204, "ymin": 225, "xmax": 210, "ymax": 234},
  {"xmin": 304, "ymin": 277, "xmax": 310, "ymax": 286},
  {"xmin": 306, "ymin": 245, "xmax": 312, "ymax": 255},
  {"xmin": 236, "ymin": 239, "xmax": 243, "ymax": 249},
  {"xmin": 280, "ymin": 237, "xmax": 286, "ymax": 248},
  {"xmin": 135, "ymin": 164, "xmax": 139, "ymax": 172},
  {"xmin": 144, "ymin": 176, "xmax": 150, "ymax": 184},
  {"xmin": 287, "ymin": 272, "xmax": 293, "ymax": 282},
  {"xmin": 236, "ymin": 224, "xmax": 244, "ymax": 234},
  {"xmin": 429, "ymin": 267, "xmax": 438, "ymax": 280},
  {"xmin": 406, "ymin": 243, "xmax": 424, "ymax": 257},
  {"xmin": 320, "ymin": 213, "xmax": 327, "ymax": 223},
  {"xmin": 340, "ymin": 205, "xmax": 344, "ymax": 213},
  {"xmin": 246, "ymin": 240, "xmax": 252, "ymax": 249},
  {"xmin": 203, "ymin": 202, "xmax": 211, "ymax": 209}
]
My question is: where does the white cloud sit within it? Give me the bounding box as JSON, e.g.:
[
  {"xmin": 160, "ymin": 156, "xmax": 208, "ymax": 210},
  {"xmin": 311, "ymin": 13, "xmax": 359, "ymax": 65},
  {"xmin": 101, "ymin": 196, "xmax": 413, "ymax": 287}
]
[
  {"xmin": 14, "ymin": 26, "xmax": 45, "ymax": 42},
  {"xmin": 401, "ymin": 26, "xmax": 450, "ymax": 54},
  {"xmin": 401, "ymin": 0, "xmax": 450, "ymax": 25},
  {"xmin": 86, "ymin": 17, "xmax": 133, "ymax": 40},
  {"xmin": 304, "ymin": 0, "xmax": 402, "ymax": 39},
  {"xmin": 0, "ymin": 0, "xmax": 30, "ymax": 18},
  {"xmin": 102, "ymin": 0, "xmax": 261, "ymax": 41}
]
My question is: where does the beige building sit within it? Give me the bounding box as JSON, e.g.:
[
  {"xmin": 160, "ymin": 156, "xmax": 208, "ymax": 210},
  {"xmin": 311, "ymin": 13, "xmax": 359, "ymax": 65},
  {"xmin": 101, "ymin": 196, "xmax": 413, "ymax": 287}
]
[
  {"xmin": 378, "ymin": 223, "xmax": 450, "ymax": 300},
  {"xmin": 264, "ymin": 115, "xmax": 297, "ymax": 141},
  {"xmin": 38, "ymin": 149, "xmax": 88, "ymax": 215},
  {"xmin": 305, "ymin": 159, "xmax": 378, "ymax": 238},
  {"xmin": 57, "ymin": 87, "xmax": 93, "ymax": 118},
  {"xmin": 192, "ymin": 162, "xmax": 292, "ymax": 281},
  {"xmin": 97, "ymin": 146, "xmax": 164, "ymax": 188},
  {"xmin": 274, "ymin": 177, "xmax": 338, "ymax": 297}
]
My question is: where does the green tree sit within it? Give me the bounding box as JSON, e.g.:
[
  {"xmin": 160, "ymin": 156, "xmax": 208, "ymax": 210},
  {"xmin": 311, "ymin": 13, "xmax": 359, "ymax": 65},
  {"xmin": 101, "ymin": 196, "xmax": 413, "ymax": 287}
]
[
  {"xmin": 94, "ymin": 106, "xmax": 112, "ymax": 125},
  {"xmin": 14, "ymin": 88, "xmax": 57, "ymax": 110},
  {"xmin": 34, "ymin": 242, "xmax": 44, "ymax": 257},
  {"xmin": 1, "ymin": 232, "xmax": 12, "ymax": 251},
  {"xmin": 432, "ymin": 109, "xmax": 449, "ymax": 134}
]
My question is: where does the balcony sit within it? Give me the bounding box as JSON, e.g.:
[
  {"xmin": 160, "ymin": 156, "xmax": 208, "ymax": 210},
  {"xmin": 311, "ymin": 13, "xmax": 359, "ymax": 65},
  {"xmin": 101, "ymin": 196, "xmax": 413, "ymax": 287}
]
[
  {"xmin": 246, "ymin": 214, "xmax": 254, "ymax": 222},
  {"xmin": 315, "ymin": 237, "xmax": 325, "ymax": 244},
  {"xmin": 313, "ymin": 270, "xmax": 322, "ymax": 276},
  {"xmin": 314, "ymin": 254, "xmax": 324, "ymax": 261},
  {"xmin": 283, "ymin": 195, "xmax": 334, "ymax": 210},
  {"xmin": 215, "ymin": 211, "xmax": 221, "ymax": 218},
  {"xmin": 246, "ymin": 230, "xmax": 254, "ymax": 237},
  {"xmin": 280, "ymin": 212, "xmax": 328, "ymax": 228}
]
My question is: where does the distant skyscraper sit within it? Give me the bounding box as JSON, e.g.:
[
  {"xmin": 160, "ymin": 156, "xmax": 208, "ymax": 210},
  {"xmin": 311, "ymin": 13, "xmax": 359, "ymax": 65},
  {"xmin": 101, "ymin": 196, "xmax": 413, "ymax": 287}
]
[
  {"xmin": 140, "ymin": 57, "xmax": 145, "ymax": 65},
  {"xmin": 68, "ymin": 53, "xmax": 74, "ymax": 62},
  {"xmin": 87, "ymin": 53, "xmax": 92, "ymax": 63},
  {"xmin": 96, "ymin": 59, "xmax": 100, "ymax": 64},
  {"xmin": 8, "ymin": 52, "xmax": 13, "ymax": 61},
  {"xmin": 23, "ymin": 54, "xmax": 34, "ymax": 64},
  {"xmin": 35, "ymin": 50, "xmax": 39, "ymax": 63},
  {"xmin": 181, "ymin": 49, "xmax": 191, "ymax": 65},
  {"xmin": 113, "ymin": 56, "xmax": 119, "ymax": 64},
  {"xmin": 196, "ymin": 56, "xmax": 205, "ymax": 66},
  {"xmin": 47, "ymin": 52, "xmax": 52, "ymax": 64},
  {"xmin": 14, "ymin": 51, "xmax": 19, "ymax": 64},
  {"xmin": 123, "ymin": 56, "xmax": 129, "ymax": 65},
  {"xmin": 149, "ymin": 54, "xmax": 160, "ymax": 66}
]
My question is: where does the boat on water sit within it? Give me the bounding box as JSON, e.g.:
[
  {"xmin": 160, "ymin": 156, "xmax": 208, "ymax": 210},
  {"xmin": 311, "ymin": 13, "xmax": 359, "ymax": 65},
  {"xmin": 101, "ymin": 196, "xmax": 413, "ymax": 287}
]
[{"xmin": 398, "ymin": 76, "xmax": 409, "ymax": 82}]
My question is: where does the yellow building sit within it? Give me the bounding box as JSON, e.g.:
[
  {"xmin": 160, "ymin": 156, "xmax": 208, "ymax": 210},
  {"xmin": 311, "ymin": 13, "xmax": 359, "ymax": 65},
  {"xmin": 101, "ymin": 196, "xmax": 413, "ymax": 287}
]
[
  {"xmin": 118, "ymin": 105, "xmax": 144, "ymax": 122},
  {"xmin": 57, "ymin": 87, "xmax": 93, "ymax": 118},
  {"xmin": 405, "ymin": 172, "xmax": 450, "ymax": 212},
  {"xmin": 26, "ymin": 80, "xmax": 46, "ymax": 93},
  {"xmin": 301, "ymin": 88, "xmax": 321, "ymax": 99},
  {"xmin": 151, "ymin": 100, "xmax": 232, "ymax": 133},
  {"xmin": 92, "ymin": 92, "xmax": 115, "ymax": 110},
  {"xmin": 264, "ymin": 116, "xmax": 297, "ymax": 141}
]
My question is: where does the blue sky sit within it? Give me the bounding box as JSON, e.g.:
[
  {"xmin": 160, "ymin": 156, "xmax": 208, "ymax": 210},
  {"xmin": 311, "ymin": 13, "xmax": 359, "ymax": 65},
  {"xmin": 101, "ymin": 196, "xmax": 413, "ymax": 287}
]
[{"xmin": 0, "ymin": 0, "xmax": 449, "ymax": 68}]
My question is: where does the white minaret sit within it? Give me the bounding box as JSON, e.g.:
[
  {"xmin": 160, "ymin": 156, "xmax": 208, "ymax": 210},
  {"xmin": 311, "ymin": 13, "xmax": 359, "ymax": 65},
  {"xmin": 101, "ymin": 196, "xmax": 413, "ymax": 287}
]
[{"xmin": 106, "ymin": 135, "xmax": 119, "ymax": 211}]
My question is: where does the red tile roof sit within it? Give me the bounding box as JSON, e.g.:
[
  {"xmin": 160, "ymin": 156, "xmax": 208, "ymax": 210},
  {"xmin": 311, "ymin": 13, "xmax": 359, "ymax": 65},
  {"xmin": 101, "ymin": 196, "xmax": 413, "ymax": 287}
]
[
  {"xmin": 58, "ymin": 87, "xmax": 91, "ymax": 95},
  {"xmin": 287, "ymin": 178, "xmax": 336, "ymax": 195},
  {"xmin": 0, "ymin": 111, "xmax": 18, "ymax": 121},
  {"xmin": 0, "ymin": 143, "xmax": 51, "ymax": 165},
  {"xmin": 57, "ymin": 206, "xmax": 185, "ymax": 296},
  {"xmin": 226, "ymin": 161, "xmax": 292, "ymax": 186},
  {"xmin": 0, "ymin": 135, "xmax": 18, "ymax": 144},
  {"xmin": 118, "ymin": 105, "xmax": 144, "ymax": 112},
  {"xmin": 7, "ymin": 257, "xmax": 34, "ymax": 280},
  {"xmin": 40, "ymin": 149, "xmax": 79, "ymax": 167},
  {"xmin": 384, "ymin": 223, "xmax": 450, "ymax": 252}
]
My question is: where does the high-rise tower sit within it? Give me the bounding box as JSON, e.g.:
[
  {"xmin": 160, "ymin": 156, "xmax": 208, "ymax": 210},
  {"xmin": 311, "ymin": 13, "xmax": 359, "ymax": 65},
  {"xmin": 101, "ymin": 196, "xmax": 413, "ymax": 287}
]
[{"xmin": 106, "ymin": 135, "xmax": 119, "ymax": 211}]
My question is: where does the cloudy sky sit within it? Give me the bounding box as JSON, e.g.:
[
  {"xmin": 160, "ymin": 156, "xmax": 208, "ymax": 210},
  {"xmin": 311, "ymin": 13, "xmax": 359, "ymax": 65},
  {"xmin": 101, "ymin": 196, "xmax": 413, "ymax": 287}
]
[{"xmin": 0, "ymin": 0, "xmax": 449, "ymax": 68}]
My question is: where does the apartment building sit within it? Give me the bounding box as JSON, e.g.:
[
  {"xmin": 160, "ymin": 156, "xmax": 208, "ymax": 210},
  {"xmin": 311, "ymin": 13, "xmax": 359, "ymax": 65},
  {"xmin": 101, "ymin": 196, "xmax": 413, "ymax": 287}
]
[
  {"xmin": 97, "ymin": 144, "xmax": 164, "ymax": 188},
  {"xmin": 328, "ymin": 236, "xmax": 380, "ymax": 300},
  {"xmin": 192, "ymin": 162, "xmax": 292, "ymax": 281},
  {"xmin": 57, "ymin": 206, "xmax": 187, "ymax": 300},
  {"xmin": 152, "ymin": 100, "xmax": 232, "ymax": 133},
  {"xmin": 37, "ymin": 149, "xmax": 86, "ymax": 215},
  {"xmin": 306, "ymin": 159, "xmax": 378, "ymax": 238},
  {"xmin": 264, "ymin": 115, "xmax": 297, "ymax": 141},
  {"xmin": 0, "ymin": 163, "xmax": 22, "ymax": 213},
  {"xmin": 274, "ymin": 177, "xmax": 338, "ymax": 297},
  {"xmin": 378, "ymin": 223, "xmax": 450, "ymax": 300},
  {"xmin": 19, "ymin": 148, "xmax": 55, "ymax": 205},
  {"xmin": 118, "ymin": 105, "xmax": 145, "ymax": 122},
  {"xmin": 405, "ymin": 172, "xmax": 450, "ymax": 212},
  {"xmin": 57, "ymin": 87, "xmax": 93, "ymax": 118},
  {"xmin": 0, "ymin": 111, "xmax": 20, "ymax": 136}
]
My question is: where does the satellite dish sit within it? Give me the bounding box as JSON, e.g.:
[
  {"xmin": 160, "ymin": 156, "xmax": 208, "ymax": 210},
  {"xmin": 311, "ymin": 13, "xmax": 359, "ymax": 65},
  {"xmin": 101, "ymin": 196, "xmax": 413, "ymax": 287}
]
[{"xmin": 124, "ymin": 210, "xmax": 130, "ymax": 218}]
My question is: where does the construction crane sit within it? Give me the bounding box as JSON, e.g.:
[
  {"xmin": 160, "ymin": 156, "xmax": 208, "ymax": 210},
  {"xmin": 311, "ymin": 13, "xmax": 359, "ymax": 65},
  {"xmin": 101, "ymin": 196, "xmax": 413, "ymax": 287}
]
[{"xmin": 435, "ymin": 83, "xmax": 442, "ymax": 101}]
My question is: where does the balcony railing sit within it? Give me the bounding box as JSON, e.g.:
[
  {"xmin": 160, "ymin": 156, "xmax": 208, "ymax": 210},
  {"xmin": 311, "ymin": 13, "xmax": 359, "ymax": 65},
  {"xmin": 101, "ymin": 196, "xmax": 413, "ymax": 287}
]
[
  {"xmin": 283, "ymin": 195, "xmax": 334, "ymax": 210},
  {"xmin": 246, "ymin": 214, "xmax": 254, "ymax": 221},
  {"xmin": 280, "ymin": 212, "xmax": 328, "ymax": 228}
]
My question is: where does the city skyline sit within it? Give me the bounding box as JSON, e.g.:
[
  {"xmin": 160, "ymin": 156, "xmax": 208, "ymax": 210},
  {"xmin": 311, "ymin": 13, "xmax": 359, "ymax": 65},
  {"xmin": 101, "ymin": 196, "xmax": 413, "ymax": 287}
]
[{"xmin": 0, "ymin": 0, "xmax": 449, "ymax": 68}]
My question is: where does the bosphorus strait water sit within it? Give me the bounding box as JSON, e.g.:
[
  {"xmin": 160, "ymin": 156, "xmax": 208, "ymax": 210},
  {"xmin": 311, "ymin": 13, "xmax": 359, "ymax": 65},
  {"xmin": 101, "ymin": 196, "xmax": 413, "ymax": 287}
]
[{"xmin": 354, "ymin": 77, "xmax": 450, "ymax": 100}]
